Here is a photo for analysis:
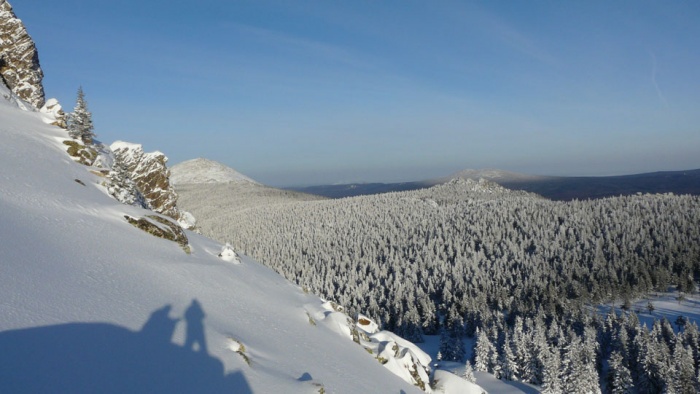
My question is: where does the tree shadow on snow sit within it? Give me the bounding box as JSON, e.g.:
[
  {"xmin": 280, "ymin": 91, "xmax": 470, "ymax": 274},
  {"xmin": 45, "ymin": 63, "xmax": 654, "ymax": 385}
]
[{"xmin": 0, "ymin": 301, "xmax": 252, "ymax": 394}]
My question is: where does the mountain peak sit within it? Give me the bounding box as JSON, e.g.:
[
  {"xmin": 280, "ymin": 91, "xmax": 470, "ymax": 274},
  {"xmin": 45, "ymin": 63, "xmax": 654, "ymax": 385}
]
[{"xmin": 170, "ymin": 158, "xmax": 258, "ymax": 185}]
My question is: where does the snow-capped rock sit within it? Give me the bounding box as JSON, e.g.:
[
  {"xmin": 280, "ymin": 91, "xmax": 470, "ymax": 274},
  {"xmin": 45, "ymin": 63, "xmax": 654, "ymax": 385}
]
[
  {"xmin": 110, "ymin": 141, "xmax": 182, "ymax": 223},
  {"xmin": 177, "ymin": 210, "xmax": 196, "ymax": 230},
  {"xmin": 170, "ymin": 158, "xmax": 258, "ymax": 185},
  {"xmin": 217, "ymin": 243, "xmax": 240, "ymax": 264},
  {"xmin": 0, "ymin": 0, "xmax": 45, "ymax": 109},
  {"xmin": 39, "ymin": 98, "xmax": 67, "ymax": 128},
  {"xmin": 305, "ymin": 305, "xmax": 434, "ymax": 392}
]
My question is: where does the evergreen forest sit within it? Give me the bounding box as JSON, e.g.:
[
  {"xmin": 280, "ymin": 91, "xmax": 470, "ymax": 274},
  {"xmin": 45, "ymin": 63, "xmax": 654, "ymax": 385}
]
[{"xmin": 181, "ymin": 178, "xmax": 700, "ymax": 393}]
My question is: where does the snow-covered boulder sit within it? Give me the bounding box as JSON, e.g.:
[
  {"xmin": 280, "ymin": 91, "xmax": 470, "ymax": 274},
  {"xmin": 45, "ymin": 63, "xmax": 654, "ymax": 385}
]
[
  {"xmin": 0, "ymin": 0, "xmax": 45, "ymax": 109},
  {"xmin": 357, "ymin": 314, "xmax": 380, "ymax": 334},
  {"xmin": 178, "ymin": 210, "xmax": 196, "ymax": 230},
  {"xmin": 217, "ymin": 243, "xmax": 240, "ymax": 264},
  {"xmin": 307, "ymin": 304, "xmax": 433, "ymax": 392},
  {"xmin": 40, "ymin": 98, "xmax": 67, "ymax": 128}
]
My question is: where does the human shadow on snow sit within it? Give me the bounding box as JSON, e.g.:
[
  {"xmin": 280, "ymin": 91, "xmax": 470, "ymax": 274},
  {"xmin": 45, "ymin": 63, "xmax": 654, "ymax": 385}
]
[{"xmin": 0, "ymin": 301, "xmax": 252, "ymax": 394}]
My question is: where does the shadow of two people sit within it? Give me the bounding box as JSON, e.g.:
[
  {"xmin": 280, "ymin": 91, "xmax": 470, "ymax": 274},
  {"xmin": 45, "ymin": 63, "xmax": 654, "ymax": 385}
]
[
  {"xmin": 0, "ymin": 299, "xmax": 252, "ymax": 394},
  {"xmin": 142, "ymin": 300, "xmax": 207, "ymax": 354}
]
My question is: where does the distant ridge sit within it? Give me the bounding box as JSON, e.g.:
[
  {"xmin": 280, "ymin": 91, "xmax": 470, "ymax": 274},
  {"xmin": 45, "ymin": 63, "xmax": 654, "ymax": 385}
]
[
  {"xmin": 288, "ymin": 168, "xmax": 700, "ymax": 201},
  {"xmin": 445, "ymin": 168, "xmax": 552, "ymax": 183},
  {"xmin": 487, "ymin": 168, "xmax": 700, "ymax": 201},
  {"xmin": 170, "ymin": 158, "xmax": 258, "ymax": 185}
]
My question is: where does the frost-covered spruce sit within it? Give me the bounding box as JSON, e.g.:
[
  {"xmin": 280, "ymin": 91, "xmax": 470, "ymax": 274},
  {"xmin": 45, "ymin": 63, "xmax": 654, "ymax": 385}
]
[
  {"xmin": 179, "ymin": 179, "xmax": 700, "ymax": 335},
  {"xmin": 462, "ymin": 360, "xmax": 476, "ymax": 384},
  {"xmin": 67, "ymin": 87, "xmax": 95, "ymax": 145},
  {"xmin": 607, "ymin": 351, "xmax": 634, "ymax": 394},
  {"xmin": 107, "ymin": 159, "xmax": 147, "ymax": 208},
  {"xmin": 175, "ymin": 176, "xmax": 700, "ymax": 392}
]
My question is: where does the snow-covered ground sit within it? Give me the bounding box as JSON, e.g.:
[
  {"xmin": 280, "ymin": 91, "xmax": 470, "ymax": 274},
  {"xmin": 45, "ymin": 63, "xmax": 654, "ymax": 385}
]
[
  {"xmin": 599, "ymin": 288, "xmax": 700, "ymax": 331},
  {"xmin": 0, "ymin": 90, "xmax": 423, "ymax": 393}
]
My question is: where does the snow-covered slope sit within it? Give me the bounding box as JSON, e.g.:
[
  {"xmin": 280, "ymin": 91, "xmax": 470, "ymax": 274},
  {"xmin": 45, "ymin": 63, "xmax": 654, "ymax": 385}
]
[
  {"xmin": 0, "ymin": 89, "xmax": 423, "ymax": 393},
  {"xmin": 171, "ymin": 158, "xmax": 259, "ymax": 185}
]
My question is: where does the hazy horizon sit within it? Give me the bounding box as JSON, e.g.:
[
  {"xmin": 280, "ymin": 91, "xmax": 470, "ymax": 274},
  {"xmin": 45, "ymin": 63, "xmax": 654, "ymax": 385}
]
[{"xmin": 14, "ymin": 1, "xmax": 700, "ymax": 187}]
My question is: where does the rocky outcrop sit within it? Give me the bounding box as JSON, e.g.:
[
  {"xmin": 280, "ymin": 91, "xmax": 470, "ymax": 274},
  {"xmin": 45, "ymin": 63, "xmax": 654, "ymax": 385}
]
[
  {"xmin": 63, "ymin": 140, "xmax": 98, "ymax": 166},
  {"xmin": 110, "ymin": 141, "xmax": 180, "ymax": 219},
  {"xmin": 124, "ymin": 214, "xmax": 190, "ymax": 253},
  {"xmin": 110, "ymin": 141, "xmax": 181, "ymax": 222},
  {"xmin": 0, "ymin": 0, "xmax": 45, "ymax": 109}
]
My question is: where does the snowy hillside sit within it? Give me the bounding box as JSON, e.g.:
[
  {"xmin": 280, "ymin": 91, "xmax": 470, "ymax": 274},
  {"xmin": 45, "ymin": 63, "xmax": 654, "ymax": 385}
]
[
  {"xmin": 171, "ymin": 158, "xmax": 259, "ymax": 185},
  {"xmin": 173, "ymin": 162, "xmax": 326, "ymax": 229},
  {"xmin": 0, "ymin": 90, "xmax": 429, "ymax": 393}
]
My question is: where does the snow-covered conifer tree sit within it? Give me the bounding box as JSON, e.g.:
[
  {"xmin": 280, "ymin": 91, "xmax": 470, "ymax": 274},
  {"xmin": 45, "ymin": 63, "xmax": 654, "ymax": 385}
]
[
  {"xmin": 540, "ymin": 345, "xmax": 562, "ymax": 394},
  {"xmin": 608, "ymin": 350, "xmax": 634, "ymax": 394},
  {"xmin": 500, "ymin": 333, "xmax": 519, "ymax": 381},
  {"xmin": 673, "ymin": 343, "xmax": 696, "ymax": 394},
  {"xmin": 474, "ymin": 328, "xmax": 493, "ymax": 372},
  {"xmin": 439, "ymin": 327, "xmax": 465, "ymax": 362},
  {"xmin": 107, "ymin": 159, "xmax": 146, "ymax": 208},
  {"xmin": 463, "ymin": 360, "xmax": 476, "ymax": 383},
  {"xmin": 67, "ymin": 87, "xmax": 95, "ymax": 144}
]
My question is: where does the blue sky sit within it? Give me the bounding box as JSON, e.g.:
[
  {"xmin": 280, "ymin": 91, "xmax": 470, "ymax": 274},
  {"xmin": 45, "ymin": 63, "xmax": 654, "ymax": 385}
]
[{"xmin": 13, "ymin": 0, "xmax": 700, "ymax": 186}]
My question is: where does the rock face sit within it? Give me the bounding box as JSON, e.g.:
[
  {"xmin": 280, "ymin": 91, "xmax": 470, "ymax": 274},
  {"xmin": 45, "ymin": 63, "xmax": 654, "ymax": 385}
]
[
  {"xmin": 124, "ymin": 214, "xmax": 190, "ymax": 254},
  {"xmin": 0, "ymin": 0, "xmax": 45, "ymax": 109},
  {"xmin": 110, "ymin": 141, "xmax": 181, "ymax": 222}
]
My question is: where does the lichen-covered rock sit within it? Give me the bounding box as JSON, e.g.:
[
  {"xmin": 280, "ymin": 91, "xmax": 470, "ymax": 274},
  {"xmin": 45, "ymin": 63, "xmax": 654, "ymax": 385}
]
[
  {"xmin": 0, "ymin": 0, "xmax": 45, "ymax": 109},
  {"xmin": 124, "ymin": 214, "xmax": 190, "ymax": 253},
  {"xmin": 110, "ymin": 141, "xmax": 181, "ymax": 222},
  {"xmin": 63, "ymin": 140, "xmax": 98, "ymax": 166}
]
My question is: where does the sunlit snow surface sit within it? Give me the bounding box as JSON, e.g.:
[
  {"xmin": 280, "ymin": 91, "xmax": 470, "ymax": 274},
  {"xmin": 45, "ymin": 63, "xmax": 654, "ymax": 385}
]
[
  {"xmin": 170, "ymin": 158, "xmax": 259, "ymax": 185},
  {"xmin": 0, "ymin": 89, "xmax": 421, "ymax": 393},
  {"xmin": 599, "ymin": 290, "xmax": 700, "ymax": 332}
]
